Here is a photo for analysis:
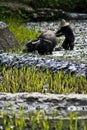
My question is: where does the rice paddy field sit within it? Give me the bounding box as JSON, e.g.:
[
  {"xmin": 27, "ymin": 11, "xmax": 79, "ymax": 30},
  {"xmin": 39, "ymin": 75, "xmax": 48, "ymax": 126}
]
[
  {"xmin": 0, "ymin": 66, "xmax": 87, "ymax": 94},
  {"xmin": 0, "ymin": 17, "xmax": 87, "ymax": 130}
]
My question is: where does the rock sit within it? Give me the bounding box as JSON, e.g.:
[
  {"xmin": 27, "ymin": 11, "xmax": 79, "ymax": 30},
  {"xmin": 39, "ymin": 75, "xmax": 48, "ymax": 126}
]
[{"xmin": 0, "ymin": 21, "xmax": 19, "ymax": 51}]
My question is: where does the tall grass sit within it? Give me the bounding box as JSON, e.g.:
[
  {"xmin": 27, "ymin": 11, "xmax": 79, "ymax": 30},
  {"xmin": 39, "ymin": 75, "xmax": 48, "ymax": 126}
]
[{"xmin": 0, "ymin": 67, "xmax": 87, "ymax": 94}]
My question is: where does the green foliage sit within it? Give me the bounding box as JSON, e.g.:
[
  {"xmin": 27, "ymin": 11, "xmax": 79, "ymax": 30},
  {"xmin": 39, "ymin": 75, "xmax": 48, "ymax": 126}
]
[
  {"xmin": 72, "ymin": 0, "xmax": 87, "ymax": 13},
  {"xmin": 1, "ymin": 111, "xmax": 25, "ymax": 130},
  {"xmin": 0, "ymin": 17, "xmax": 39, "ymax": 52},
  {"xmin": 0, "ymin": 0, "xmax": 87, "ymax": 13},
  {"xmin": 8, "ymin": 20, "xmax": 39, "ymax": 46},
  {"xmin": 5, "ymin": 0, "xmax": 86, "ymax": 12},
  {"xmin": 57, "ymin": 0, "xmax": 73, "ymax": 11},
  {"xmin": 0, "ymin": 67, "xmax": 87, "ymax": 94}
]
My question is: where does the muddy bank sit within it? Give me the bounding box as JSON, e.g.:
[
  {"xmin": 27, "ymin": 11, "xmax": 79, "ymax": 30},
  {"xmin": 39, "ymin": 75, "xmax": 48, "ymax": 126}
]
[
  {"xmin": 0, "ymin": 92, "xmax": 87, "ymax": 119},
  {"xmin": 0, "ymin": 52, "xmax": 87, "ymax": 77}
]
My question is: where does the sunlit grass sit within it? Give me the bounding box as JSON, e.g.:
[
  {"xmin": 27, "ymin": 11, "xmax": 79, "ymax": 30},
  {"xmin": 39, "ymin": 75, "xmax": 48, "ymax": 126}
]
[
  {"xmin": 8, "ymin": 20, "xmax": 39, "ymax": 45},
  {"xmin": 1, "ymin": 17, "xmax": 39, "ymax": 52},
  {"xmin": 0, "ymin": 67, "xmax": 87, "ymax": 94}
]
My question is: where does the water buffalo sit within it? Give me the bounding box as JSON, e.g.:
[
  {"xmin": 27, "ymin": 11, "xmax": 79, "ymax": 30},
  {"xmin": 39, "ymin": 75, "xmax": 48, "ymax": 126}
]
[
  {"xmin": 23, "ymin": 39, "xmax": 40, "ymax": 53},
  {"xmin": 23, "ymin": 30, "xmax": 57, "ymax": 55}
]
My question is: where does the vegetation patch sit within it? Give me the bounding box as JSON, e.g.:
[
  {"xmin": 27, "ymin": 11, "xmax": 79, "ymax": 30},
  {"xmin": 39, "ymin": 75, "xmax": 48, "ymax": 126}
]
[
  {"xmin": 0, "ymin": 0, "xmax": 87, "ymax": 13},
  {"xmin": 0, "ymin": 17, "xmax": 86, "ymax": 94},
  {"xmin": 0, "ymin": 66, "xmax": 86, "ymax": 94},
  {"xmin": 0, "ymin": 110, "xmax": 87, "ymax": 130},
  {"xmin": 0, "ymin": 17, "xmax": 39, "ymax": 52}
]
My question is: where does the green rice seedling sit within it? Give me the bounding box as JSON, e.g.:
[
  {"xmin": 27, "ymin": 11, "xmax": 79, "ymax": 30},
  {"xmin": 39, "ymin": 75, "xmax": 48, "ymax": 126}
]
[
  {"xmin": 69, "ymin": 112, "xmax": 77, "ymax": 130},
  {"xmin": 29, "ymin": 110, "xmax": 49, "ymax": 130},
  {"xmin": 29, "ymin": 111, "xmax": 87, "ymax": 130},
  {"xmin": 54, "ymin": 120, "xmax": 63, "ymax": 130},
  {"xmin": 14, "ymin": 112, "xmax": 25, "ymax": 130},
  {"xmin": 1, "ymin": 110, "xmax": 25, "ymax": 130},
  {"xmin": 47, "ymin": 71, "xmax": 62, "ymax": 93},
  {"xmin": 0, "ymin": 66, "xmax": 87, "ymax": 94},
  {"xmin": 0, "ymin": 110, "xmax": 87, "ymax": 130},
  {"xmin": 68, "ymin": 112, "xmax": 87, "ymax": 130}
]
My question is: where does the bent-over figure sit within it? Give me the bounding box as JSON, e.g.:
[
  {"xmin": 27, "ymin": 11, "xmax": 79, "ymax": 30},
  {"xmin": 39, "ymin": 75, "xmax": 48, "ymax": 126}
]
[{"xmin": 56, "ymin": 19, "xmax": 75, "ymax": 50}]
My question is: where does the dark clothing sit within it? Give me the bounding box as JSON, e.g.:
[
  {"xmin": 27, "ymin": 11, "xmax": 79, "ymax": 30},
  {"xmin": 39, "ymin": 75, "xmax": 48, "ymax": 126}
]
[{"xmin": 56, "ymin": 26, "xmax": 75, "ymax": 50}]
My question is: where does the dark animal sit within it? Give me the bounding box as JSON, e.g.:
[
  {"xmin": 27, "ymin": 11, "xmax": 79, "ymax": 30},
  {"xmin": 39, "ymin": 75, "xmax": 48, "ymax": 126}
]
[
  {"xmin": 23, "ymin": 30, "xmax": 57, "ymax": 55},
  {"xmin": 56, "ymin": 19, "xmax": 75, "ymax": 50},
  {"xmin": 23, "ymin": 39, "xmax": 39, "ymax": 53},
  {"xmin": 36, "ymin": 38, "xmax": 54, "ymax": 55},
  {"xmin": 37, "ymin": 30, "xmax": 56, "ymax": 54}
]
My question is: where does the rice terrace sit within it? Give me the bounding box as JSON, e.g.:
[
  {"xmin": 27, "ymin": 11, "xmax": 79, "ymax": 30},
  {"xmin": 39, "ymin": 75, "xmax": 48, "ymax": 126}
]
[{"xmin": 0, "ymin": 0, "xmax": 87, "ymax": 129}]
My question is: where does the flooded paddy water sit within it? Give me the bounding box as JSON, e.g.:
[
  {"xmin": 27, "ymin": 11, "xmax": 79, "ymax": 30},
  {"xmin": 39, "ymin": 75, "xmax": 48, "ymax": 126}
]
[
  {"xmin": 27, "ymin": 20, "xmax": 87, "ymax": 63},
  {"xmin": 0, "ymin": 93, "xmax": 87, "ymax": 129}
]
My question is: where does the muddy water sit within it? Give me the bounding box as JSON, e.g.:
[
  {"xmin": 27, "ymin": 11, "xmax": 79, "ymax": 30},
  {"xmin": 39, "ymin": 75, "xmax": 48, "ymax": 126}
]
[
  {"xmin": 27, "ymin": 20, "xmax": 87, "ymax": 63},
  {"xmin": 0, "ymin": 93, "xmax": 87, "ymax": 128}
]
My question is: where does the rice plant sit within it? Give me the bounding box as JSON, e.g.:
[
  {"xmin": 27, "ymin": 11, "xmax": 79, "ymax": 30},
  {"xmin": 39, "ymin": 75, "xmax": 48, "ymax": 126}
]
[
  {"xmin": 0, "ymin": 66, "xmax": 87, "ymax": 94},
  {"xmin": 0, "ymin": 110, "xmax": 87, "ymax": 130}
]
